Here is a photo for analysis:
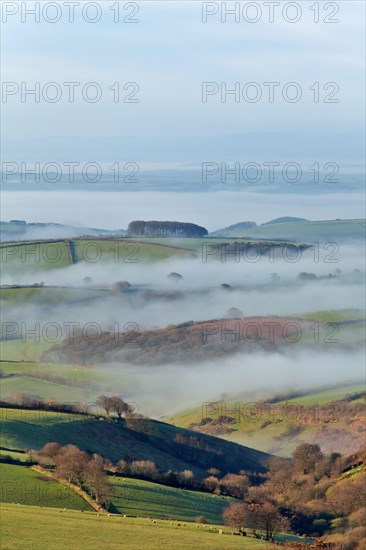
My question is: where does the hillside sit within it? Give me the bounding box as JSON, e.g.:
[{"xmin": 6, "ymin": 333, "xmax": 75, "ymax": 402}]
[
  {"xmin": 0, "ymin": 463, "xmax": 92, "ymax": 510},
  {"xmin": 163, "ymin": 384, "xmax": 366, "ymax": 457},
  {"xmin": 41, "ymin": 314, "xmax": 365, "ymax": 366},
  {"xmin": 210, "ymin": 218, "xmax": 365, "ymax": 242},
  {"xmin": 0, "ymin": 220, "xmax": 127, "ymax": 242},
  {"xmin": 0, "ymin": 408, "xmax": 269, "ymax": 477}
]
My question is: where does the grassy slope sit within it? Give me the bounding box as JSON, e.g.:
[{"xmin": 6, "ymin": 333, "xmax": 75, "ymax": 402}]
[
  {"xmin": 0, "ymin": 464, "xmax": 91, "ymax": 510},
  {"xmin": 164, "ymin": 382, "xmax": 365, "ymax": 457},
  {"xmin": 0, "ymin": 238, "xmax": 194, "ymax": 275},
  {"xmin": 0, "ymin": 408, "xmax": 269, "ymax": 477},
  {"xmin": 0, "ymin": 286, "xmax": 109, "ymax": 304},
  {"xmin": 0, "ymin": 359, "xmax": 101, "ymax": 403},
  {"xmin": 0, "ymin": 504, "xmax": 271, "ymax": 550},
  {"xmin": 108, "ymin": 476, "xmax": 236, "ymax": 523},
  {"xmin": 212, "ymin": 219, "xmax": 365, "ymax": 240},
  {"xmin": 0, "ymin": 462, "xmax": 235, "ymax": 523}
]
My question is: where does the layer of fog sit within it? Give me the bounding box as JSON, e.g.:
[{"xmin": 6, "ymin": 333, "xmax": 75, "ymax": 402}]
[
  {"xmin": 2, "ymin": 241, "xmax": 364, "ymax": 332},
  {"xmin": 2, "ymin": 276, "xmax": 364, "ymax": 335},
  {"xmin": 97, "ymin": 349, "xmax": 365, "ymax": 418},
  {"xmin": 2, "ymin": 241, "xmax": 364, "ymax": 288}
]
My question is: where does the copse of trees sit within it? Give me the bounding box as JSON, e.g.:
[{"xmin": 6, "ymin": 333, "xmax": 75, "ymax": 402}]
[
  {"xmin": 37, "ymin": 443, "xmax": 111, "ymax": 507},
  {"xmin": 96, "ymin": 395, "xmax": 133, "ymax": 419},
  {"xmin": 127, "ymin": 220, "xmax": 208, "ymax": 238}
]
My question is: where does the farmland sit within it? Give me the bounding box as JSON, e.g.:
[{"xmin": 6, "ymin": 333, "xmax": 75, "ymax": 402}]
[
  {"xmin": 0, "ymin": 504, "xmax": 272, "ymax": 550},
  {"xmin": 0, "ymin": 463, "xmax": 91, "ymax": 510},
  {"xmin": 108, "ymin": 476, "xmax": 236, "ymax": 523},
  {"xmin": 0, "ymin": 407, "xmax": 269, "ymax": 477},
  {"xmin": 212, "ymin": 218, "xmax": 366, "ymax": 241}
]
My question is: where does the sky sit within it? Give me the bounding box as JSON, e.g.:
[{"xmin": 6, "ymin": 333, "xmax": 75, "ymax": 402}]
[{"xmin": 1, "ymin": 1, "xmax": 365, "ymax": 166}]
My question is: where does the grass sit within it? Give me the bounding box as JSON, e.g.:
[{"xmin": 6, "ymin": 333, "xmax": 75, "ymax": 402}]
[
  {"xmin": 214, "ymin": 218, "xmax": 365, "ymax": 241},
  {"xmin": 0, "ymin": 286, "xmax": 108, "ymax": 305},
  {"xmin": 109, "ymin": 476, "xmax": 236, "ymax": 523},
  {"xmin": 0, "ymin": 407, "xmax": 268, "ymax": 477},
  {"xmin": 0, "ymin": 464, "xmax": 91, "ymax": 510},
  {"xmin": 0, "ymin": 340, "xmax": 54, "ymax": 362},
  {"xmin": 0, "ymin": 504, "xmax": 272, "ymax": 550},
  {"xmin": 0, "ymin": 358, "xmax": 130, "ymax": 404},
  {"xmin": 0, "ymin": 241, "xmax": 70, "ymax": 272},
  {"xmin": 164, "ymin": 383, "xmax": 365, "ymax": 457},
  {"xmin": 300, "ymin": 309, "xmax": 365, "ymax": 322},
  {"xmin": 0, "ymin": 238, "xmax": 194, "ymax": 276},
  {"xmin": 0, "ymin": 463, "xmax": 235, "ymax": 524},
  {"xmin": 0, "ymin": 449, "xmax": 28, "ymax": 461},
  {"xmin": 0, "ymin": 375, "xmax": 94, "ymax": 403}
]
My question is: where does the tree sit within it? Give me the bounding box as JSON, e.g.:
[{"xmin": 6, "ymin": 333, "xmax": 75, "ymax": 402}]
[
  {"xmin": 292, "ymin": 443, "xmax": 324, "ymax": 474},
  {"xmin": 129, "ymin": 460, "xmax": 159, "ymax": 480},
  {"xmin": 245, "ymin": 502, "xmax": 289, "ymax": 541},
  {"xmin": 39, "ymin": 442, "xmax": 62, "ymax": 464},
  {"xmin": 84, "ymin": 455, "xmax": 111, "ymax": 505},
  {"xmin": 176, "ymin": 469, "xmax": 194, "ymax": 486},
  {"xmin": 110, "ymin": 396, "xmax": 131, "ymax": 419},
  {"xmin": 221, "ymin": 473, "xmax": 249, "ymax": 499},
  {"xmin": 203, "ymin": 475, "xmax": 219, "ymax": 492},
  {"xmin": 222, "ymin": 502, "xmax": 247, "ymax": 535},
  {"xmin": 207, "ymin": 467, "xmax": 220, "ymax": 477},
  {"xmin": 54, "ymin": 445, "xmax": 89, "ymax": 487},
  {"xmin": 96, "ymin": 395, "xmax": 114, "ymax": 417},
  {"xmin": 127, "ymin": 220, "xmax": 208, "ymax": 238}
]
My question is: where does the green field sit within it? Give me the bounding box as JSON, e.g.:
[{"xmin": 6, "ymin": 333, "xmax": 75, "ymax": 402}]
[
  {"xmin": 212, "ymin": 218, "xmax": 365, "ymax": 241},
  {"xmin": 109, "ymin": 476, "xmax": 236, "ymax": 523},
  {"xmin": 0, "ymin": 237, "xmax": 195, "ymax": 275},
  {"xmin": 0, "ymin": 407, "xmax": 268, "ymax": 477},
  {"xmin": 0, "ymin": 462, "xmax": 234, "ymax": 523},
  {"xmin": 300, "ymin": 309, "xmax": 365, "ymax": 323},
  {"xmin": 0, "ymin": 464, "xmax": 91, "ymax": 510},
  {"xmin": 0, "ymin": 504, "xmax": 272, "ymax": 550},
  {"xmin": 0, "ymin": 449, "xmax": 28, "ymax": 461},
  {"xmin": 0, "ymin": 358, "xmax": 130, "ymax": 404},
  {"xmin": 0, "ymin": 285, "xmax": 109, "ymax": 305}
]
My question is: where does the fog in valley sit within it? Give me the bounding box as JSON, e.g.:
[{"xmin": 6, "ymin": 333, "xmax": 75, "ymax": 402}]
[{"xmin": 2, "ymin": 233, "xmax": 364, "ymax": 419}]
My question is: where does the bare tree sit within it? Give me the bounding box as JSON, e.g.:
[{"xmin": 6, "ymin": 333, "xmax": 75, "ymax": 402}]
[
  {"xmin": 54, "ymin": 444, "xmax": 89, "ymax": 487},
  {"xmin": 84, "ymin": 455, "xmax": 111, "ymax": 505},
  {"xmin": 292, "ymin": 443, "xmax": 324, "ymax": 475},
  {"xmin": 223, "ymin": 502, "xmax": 247, "ymax": 535},
  {"xmin": 221, "ymin": 473, "xmax": 249, "ymax": 499},
  {"xmin": 110, "ymin": 396, "xmax": 131, "ymax": 419},
  {"xmin": 38, "ymin": 442, "xmax": 62, "ymax": 465},
  {"xmin": 96, "ymin": 395, "xmax": 114, "ymax": 417},
  {"xmin": 245, "ymin": 502, "xmax": 289, "ymax": 541}
]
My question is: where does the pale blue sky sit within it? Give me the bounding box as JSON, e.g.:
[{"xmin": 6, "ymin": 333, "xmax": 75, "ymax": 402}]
[{"xmin": 1, "ymin": 1, "xmax": 365, "ymax": 165}]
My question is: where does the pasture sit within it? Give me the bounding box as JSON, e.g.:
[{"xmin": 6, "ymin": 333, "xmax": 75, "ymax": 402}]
[
  {"xmin": 0, "ymin": 504, "xmax": 272, "ymax": 550},
  {"xmin": 0, "ymin": 464, "xmax": 91, "ymax": 510},
  {"xmin": 108, "ymin": 476, "xmax": 236, "ymax": 523}
]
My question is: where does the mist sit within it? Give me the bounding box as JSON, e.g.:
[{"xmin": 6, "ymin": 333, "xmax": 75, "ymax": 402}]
[{"xmin": 94, "ymin": 349, "xmax": 365, "ymax": 418}]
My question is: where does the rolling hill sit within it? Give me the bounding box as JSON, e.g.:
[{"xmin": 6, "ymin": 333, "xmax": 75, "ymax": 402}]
[
  {"xmin": 210, "ymin": 218, "xmax": 365, "ymax": 242},
  {"xmin": 163, "ymin": 383, "xmax": 366, "ymax": 457},
  {"xmin": 0, "ymin": 407, "xmax": 269, "ymax": 478}
]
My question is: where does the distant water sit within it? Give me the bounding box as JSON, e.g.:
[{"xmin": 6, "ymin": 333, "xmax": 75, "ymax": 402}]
[{"xmin": 1, "ymin": 190, "xmax": 365, "ymax": 232}]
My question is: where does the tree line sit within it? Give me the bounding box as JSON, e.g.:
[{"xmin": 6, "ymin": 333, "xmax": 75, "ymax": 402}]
[{"xmin": 127, "ymin": 220, "xmax": 208, "ymax": 237}]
